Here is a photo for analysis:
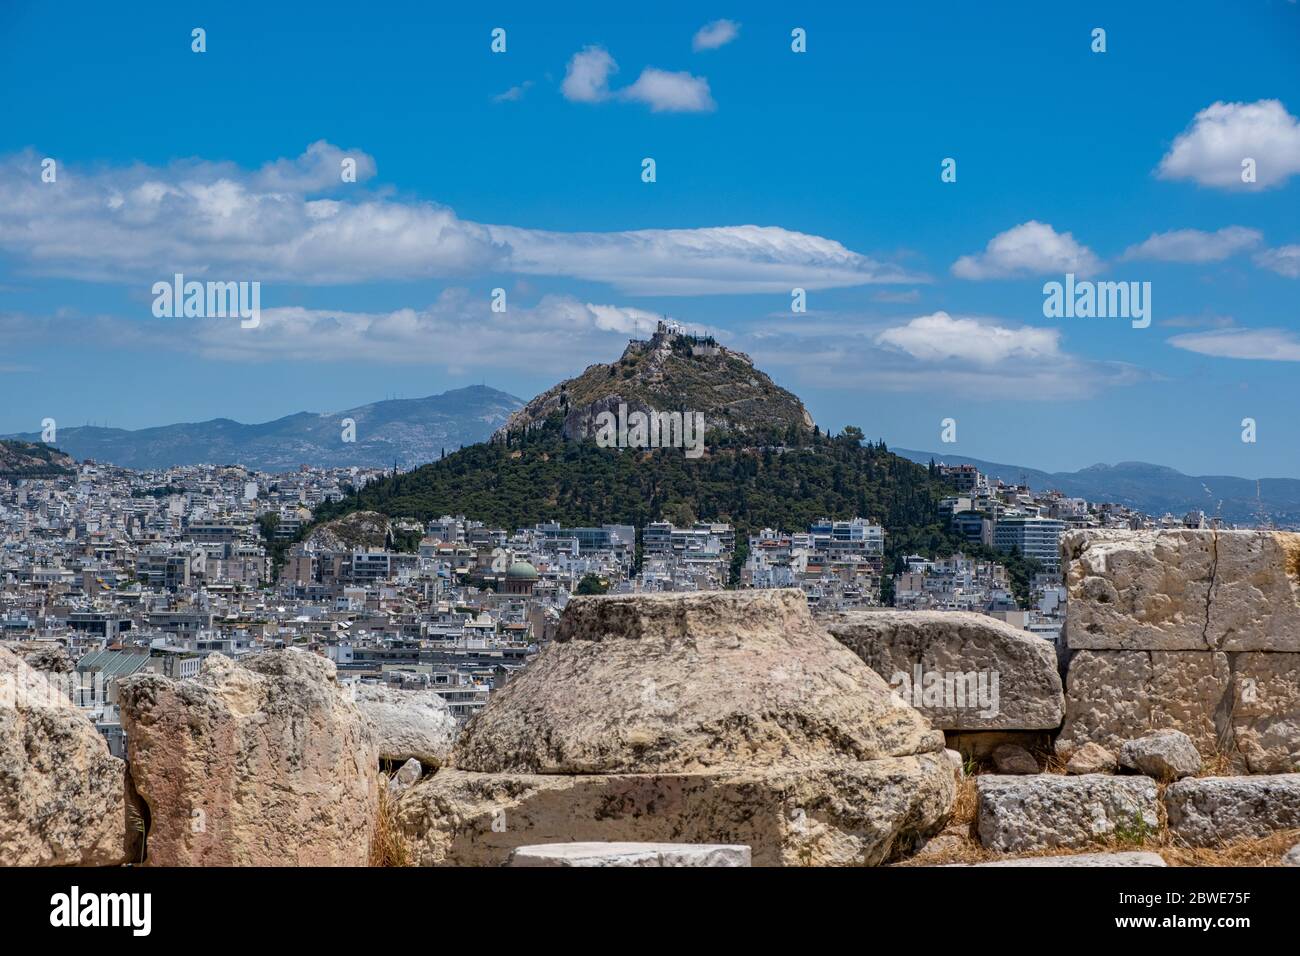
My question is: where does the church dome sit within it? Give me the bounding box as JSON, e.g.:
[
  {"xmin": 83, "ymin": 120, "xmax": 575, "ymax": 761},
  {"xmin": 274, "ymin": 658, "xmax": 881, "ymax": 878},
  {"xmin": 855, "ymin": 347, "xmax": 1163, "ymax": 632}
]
[{"xmin": 505, "ymin": 560, "xmax": 539, "ymax": 580}]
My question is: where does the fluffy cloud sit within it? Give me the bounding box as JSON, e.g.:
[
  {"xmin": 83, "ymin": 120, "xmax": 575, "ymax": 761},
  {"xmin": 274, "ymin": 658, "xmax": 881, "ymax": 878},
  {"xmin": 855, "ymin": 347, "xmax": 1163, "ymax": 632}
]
[
  {"xmin": 740, "ymin": 312, "xmax": 1146, "ymax": 400},
  {"xmin": 0, "ymin": 146, "xmax": 912, "ymax": 293},
  {"xmin": 1, "ymin": 294, "xmax": 704, "ymax": 373},
  {"xmin": 561, "ymin": 46, "xmax": 618, "ymax": 103},
  {"xmin": 1254, "ymin": 244, "xmax": 1300, "ymax": 278},
  {"xmin": 693, "ymin": 20, "xmax": 740, "ymax": 51},
  {"xmin": 621, "ymin": 68, "xmax": 715, "ymax": 112},
  {"xmin": 560, "ymin": 46, "xmax": 714, "ymax": 112},
  {"xmin": 1168, "ymin": 327, "xmax": 1300, "ymax": 361},
  {"xmin": 1157, "ymin": 100, "xmax": 1300, "ymax": 190},
  {"xmin": 875, "ymin": 312, "xmax": 1061, "ymax": 364},
  {"xmin": 952, "ymin": 221, "xmax": 1101, "ymax": 279},
  {"xmin": 1122, "ymin": 226, "xmax": 1261, "ymax": 263}
]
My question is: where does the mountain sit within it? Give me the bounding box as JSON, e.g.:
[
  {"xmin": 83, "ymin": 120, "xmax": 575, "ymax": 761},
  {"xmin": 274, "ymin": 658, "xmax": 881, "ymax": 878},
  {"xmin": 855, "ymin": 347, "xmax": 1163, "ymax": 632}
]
[
  {"xmin": 0, "ymin": 440, "xmax": 76, "ymax": 478},
  {"xmin": 895, "ymin": 449, "xmax": 1300, "ymax": 528},
  {"xmin": 309, "ymin": 326, "xmax": 1040, "ymax": 600},
  {"xmin": 498, "ymin": 321, "xmax": 814, "ymax": 440},
  {"xmin": 4, "ymin": 386, "xmax": 524, "ymax": 472}
]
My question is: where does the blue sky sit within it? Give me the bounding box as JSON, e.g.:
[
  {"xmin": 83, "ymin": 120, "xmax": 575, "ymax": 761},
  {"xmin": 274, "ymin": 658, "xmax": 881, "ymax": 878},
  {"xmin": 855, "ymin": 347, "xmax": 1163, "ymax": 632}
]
[{"xmin": 1, "ymin": 0, "xmax": 1298, "ymax": 477}]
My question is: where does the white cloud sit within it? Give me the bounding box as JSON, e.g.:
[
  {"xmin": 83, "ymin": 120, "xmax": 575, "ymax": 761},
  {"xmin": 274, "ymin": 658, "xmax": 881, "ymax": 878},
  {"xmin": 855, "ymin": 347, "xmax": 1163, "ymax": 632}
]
[
  {"xmin": 561, "ymin": 46, "xmax": 714, "ymax": 112},
  {"xmin": 952, "ymin": 221, "xmax": 1101, "ymax": 279},
  {"xmin": 486, "ymin": 223, "xmax": 921, "ymax": 294},
  {"xmin": 620, "ymin": 68, "xmax": 715, "ymax": 112},
  {"xmin": 874, "ymin": 312, "xmax": 1062, "ymax": 365},
  {"xmin": 0, "ymin": 146, "xmax": 914, "ymax": 293},
  {"xmin": 1122, "ymin": 226, "xmax": 1262, "ymax": 263},
  {"xmin": 561, "ymin": 46, "xmax": 618, "ymax": 103},
  {"xmin": 1169, "ymin": 327, "xmax": 1300, "ymax": 361},
  {"xmin": 492, "ymin": 80, "xmax": 534, "ymax": 103},
  {"xmin": 743, "ymin": 311, "xmax": 1144, "ymax": 400},
  {"xmin": 1255, "ymin": 244, "xmax": 1300, "ymax": 278},
  {"xmin": 2, "ymin": 294, "xmax": 705, "ymax": 373},
  {"xmin": 693, "ymin": 20, "xmax": 740, "ymax": 51},
  {"xmin": 251, "ymin": 140, "xmax": 377, "ymax": 193},
  {"xmin": 1157, "ymin": 100, "xmax": 1300, "ymax": 190}
]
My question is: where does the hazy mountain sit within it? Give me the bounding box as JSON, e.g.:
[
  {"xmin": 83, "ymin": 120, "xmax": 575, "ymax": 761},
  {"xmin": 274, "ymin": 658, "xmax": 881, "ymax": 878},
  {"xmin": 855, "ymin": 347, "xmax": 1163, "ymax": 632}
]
[
  {"xmin": 5, "ymin": 386, "xmax": 524, "ymax": 472},
  {"xmin": 896, "ymin": 449, "xmax": 1300, "ymax": 527}
]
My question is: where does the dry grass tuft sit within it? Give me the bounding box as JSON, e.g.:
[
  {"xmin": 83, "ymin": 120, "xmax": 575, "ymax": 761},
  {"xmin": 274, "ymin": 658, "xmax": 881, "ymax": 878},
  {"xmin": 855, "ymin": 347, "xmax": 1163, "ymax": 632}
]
[{"xmin": 369, "ymin": 778, "xmax": 411, "ymax": 867}]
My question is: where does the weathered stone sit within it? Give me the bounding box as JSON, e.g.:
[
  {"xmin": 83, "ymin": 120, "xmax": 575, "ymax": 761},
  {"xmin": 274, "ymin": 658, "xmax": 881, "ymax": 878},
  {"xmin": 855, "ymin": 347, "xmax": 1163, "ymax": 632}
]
[
  {"xmin": 944, "ymin": 748, "xmax": 965, "ymax": 775},
  {"xmin": 507, "ymin": 842, "xmax": 752, "ymax": 867},
  {"xmin": 1120, "ymin": 729, "xmax": 1202, "ymax": 781},
  {"xmin": 401, "ymin": 591, "xmax": 956, "ymax": 865},
  {"xmin": 454, "ymin": 590, "xmax": 944, "ymax": 775},
  {"xmin": 992, "ymin": 744, "xmax": 1039, "ymax": 774},
  {"xmin": 1163, "ymin": 774, "xmax": 1300, "ymax": 846},
  {"xmin": 976, "ymin": 774, "xmax": 1160, "ymax": 853},
  {"xmin": 1057, "ymin": 648, "xmax": 1299, "ymax": 773},
  {"xmin": 821, "ymin": 610, "xmax": 1063, "ymax": 731},
  {"xmin": 945, "ymin": 730, "xmax": 1051, "ymax": 760},
  {"xmin": 1229, "ymin": 652, "xmax": 1300, "ymax": 773},
  {"xmin": 0, "ymin": 647, "xmax": 126, "ymax": 866},
  {"xmin": 1055, "ymin": 649, "xmax": 1229, "ymax": 761},
  {"xmin": 1283, "ymin": 843, "xmax": 1300, "ymax": 867},
  {"xmin": 355, "ymin": 684, "xmax": 457, "ymax": 768},
  {"xmin": 1064, "ymin": 530, "xmax": 1300, "ymax": 652},
  {"xmin": 388, "ymin": 757, "xmax": 423, "ymax": 797},
  {"xmin": 397, "ymin": 755, "xmax": 955, "ymax": 867},
  {"xmin": 949, "ymin": 851, "xmax": 1166, "ymax": 867},
  {"xmin": 1066, "ymin": 742, "xmax": 1117, "ymax": 775},
  {"xmin": 119, "ymin": 649, "xmax": 378, "ymax": 866}
]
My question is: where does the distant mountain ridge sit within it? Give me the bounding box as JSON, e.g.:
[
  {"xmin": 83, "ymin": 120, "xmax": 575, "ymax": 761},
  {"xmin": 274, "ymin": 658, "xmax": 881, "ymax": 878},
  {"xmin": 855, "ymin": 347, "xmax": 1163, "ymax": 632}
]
[
  {"xmin": 4, "ymin": 386, "xmax": 524, "ymax": 472},
  {"xmin": 896, "ymin": 448, "xmax": 1300, "ymax": 527}
]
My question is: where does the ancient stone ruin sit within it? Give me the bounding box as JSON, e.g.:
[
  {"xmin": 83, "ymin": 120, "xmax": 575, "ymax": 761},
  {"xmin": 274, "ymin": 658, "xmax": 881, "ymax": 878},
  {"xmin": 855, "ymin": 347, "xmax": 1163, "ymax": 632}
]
[
  {"xmin": 1056, "ymin": 529, "xmax": 1300, "ymax": 773},
  {"xmin": 4, "ymin": 529, "xmax": 1299, "ymax": 868},
  {"xmin": 394, "ymin": 589, "xmax": 956, "ymax": 865},
  {"xmin": 117, "ymin": 649, "xmax": 378, "ymax": 866}
]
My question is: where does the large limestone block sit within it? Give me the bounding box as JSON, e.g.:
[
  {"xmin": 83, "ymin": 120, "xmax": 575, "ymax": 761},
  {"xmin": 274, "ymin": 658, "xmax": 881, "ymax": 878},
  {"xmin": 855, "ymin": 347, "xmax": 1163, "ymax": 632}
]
[
  {"xmin": 355, "ymin": 684, "xmax": 458, "ymax": 767},
  {"xmin": 396, "ymin": 754, "xmax": 956, "ymax": 867},
  {"xmin": 1229, "ymin": 652, "xmax": 1300, "ymax": 773},
  {"xmin": 1164, "ymin": 774, "xmax": 1300, "ymax": 846},
  {"xmin": 820, "ymin": 610, "xmax": 1063, "ymax": 731},
  {"xmin": 976, "ymin": 774, "xmax": 1160, "ymax": 853},
  {"xmin": 1064, "ymin": 530, "xmax": 1300, "ymax": 652},
  {"xmin": 119, "ymin": 649, "xmax": 378, "ymax": 866},
  {"xmin": 1055, "ymin": 649, "xmax": 1229, "ymax": 760},
  {"xmin": 507, "ymin": 842, "xmax": 751, "ymax": 867},
  {"xmin": 0, "ymin": 647, "xmax": 126, "ymax": 866},
  {"xmin": 453, "ymin": 590, "xmax": 944, "ymax": 775},
  {"xmin": 1057, "ymin": 648, "xmax": 1300, "ymax": 772}
]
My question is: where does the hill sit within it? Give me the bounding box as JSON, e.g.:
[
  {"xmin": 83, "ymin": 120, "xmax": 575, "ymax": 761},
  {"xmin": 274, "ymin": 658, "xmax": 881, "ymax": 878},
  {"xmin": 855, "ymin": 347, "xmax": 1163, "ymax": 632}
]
[
  {"xmin": 308, "ymin": 326, "xmax": 1041, "ymax": 601},
  {"xmin": 0, "ymin": 440, "xmax": 76, "ymax": 478},
  {"xmin": 3, "ymin": 386, "xmax": 523, "ymax": 472},
  {"xmin": 498, "ymin": 321, "xmax": 813, "ymax": 440},
  {"xmin": 896, "ymin": 449, "xmax": 1300, "ymax": 528}
]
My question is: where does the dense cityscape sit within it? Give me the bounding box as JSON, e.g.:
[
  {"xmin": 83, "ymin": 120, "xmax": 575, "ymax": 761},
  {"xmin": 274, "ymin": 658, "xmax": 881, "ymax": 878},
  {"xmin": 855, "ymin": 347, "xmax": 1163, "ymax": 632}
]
[{"xmin": 1, "ymin": 451, "xmax": 1246, "ymax": 757}]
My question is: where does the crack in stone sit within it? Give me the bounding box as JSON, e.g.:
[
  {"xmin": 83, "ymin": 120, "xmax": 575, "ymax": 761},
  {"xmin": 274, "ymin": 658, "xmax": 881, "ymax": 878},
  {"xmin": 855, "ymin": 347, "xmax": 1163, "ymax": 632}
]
[{"xmin": 1202, "ymin": 527, "xmax": 1220, "ymax": 650}]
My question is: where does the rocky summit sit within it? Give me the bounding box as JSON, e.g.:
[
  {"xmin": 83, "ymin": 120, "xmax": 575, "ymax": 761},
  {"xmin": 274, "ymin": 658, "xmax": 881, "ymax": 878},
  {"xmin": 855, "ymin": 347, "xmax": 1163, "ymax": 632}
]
[
  {"xmin": 396, "ymin": 589, "xmax": 955, "ymax": 866},
  {"xmin": 496, "ymin": 321, "xmax": 815, "ymax": 442}
]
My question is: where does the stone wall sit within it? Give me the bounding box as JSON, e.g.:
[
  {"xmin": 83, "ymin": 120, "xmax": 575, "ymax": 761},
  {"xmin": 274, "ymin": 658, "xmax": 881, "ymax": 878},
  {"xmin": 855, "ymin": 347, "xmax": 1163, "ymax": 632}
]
[{"xmin": 1056, "ymin": 529, "xmax": 1300, "ymax": 773}]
